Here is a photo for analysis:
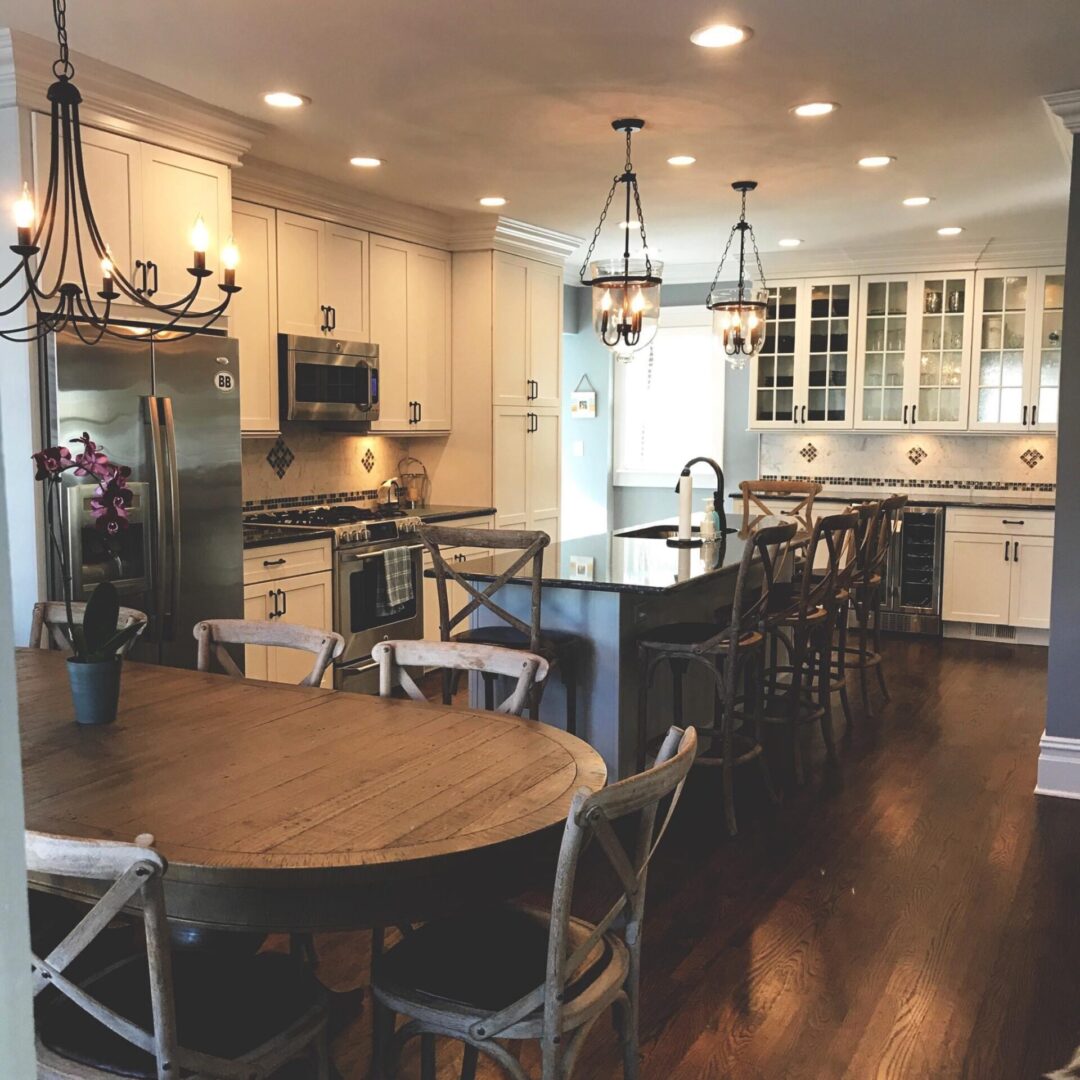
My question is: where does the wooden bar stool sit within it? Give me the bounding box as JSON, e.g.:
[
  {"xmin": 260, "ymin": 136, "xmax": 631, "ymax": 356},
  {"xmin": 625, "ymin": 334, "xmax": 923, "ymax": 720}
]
[
  {"xmin": 738, "ymin": 479, "xmax": 822, "ymax": 537},
  {"xmin": 636, "ymin": 521, "xmax": 797, "ymax": 836},
  {"xmin": 761, "ymin": 511, "xmax": 856, "ymax": 785},
  {"xmin": 420, "ymin": 525, "xmax": 583, "ymax": 735},
  {"xmin": 845, "ymin": 494, "xmax": 908, "ymax": 716}
]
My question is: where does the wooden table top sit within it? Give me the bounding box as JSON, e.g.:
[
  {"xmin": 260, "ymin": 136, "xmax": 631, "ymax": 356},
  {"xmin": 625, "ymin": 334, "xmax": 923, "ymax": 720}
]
[{"xmin": 17, "ymin": 648, "xmax": 606, "ymax": 877}]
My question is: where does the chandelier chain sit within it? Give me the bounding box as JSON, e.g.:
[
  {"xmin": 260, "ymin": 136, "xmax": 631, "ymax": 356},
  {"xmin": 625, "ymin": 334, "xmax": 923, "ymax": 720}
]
[
  {"xmin": 52, "ymin": 0, "xmax": 74, "ymax": 80},
  {"xmin": 707, "ymin": 184, "xmax": 767, "ymax": 299},
  {"xmin": 577, "ymin": 173, "xmax": 618, "ymax": 281},
  {"xmin": 632, "ymin": 177, "xmax": 652, "ymax": 277}
]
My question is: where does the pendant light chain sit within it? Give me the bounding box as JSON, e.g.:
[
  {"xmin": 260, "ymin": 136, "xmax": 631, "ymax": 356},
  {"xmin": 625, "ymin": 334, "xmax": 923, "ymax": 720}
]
[
  {"xmin": 707, "ymin": 184, "xmax": 767, "ymax": 300},
  {"xmin": 578, "ymin": 175, "xmax": 619, "ymax": 282},
  {"xmin": 52, "ymin": 0, "xmax": 74, "ymax": 79}
]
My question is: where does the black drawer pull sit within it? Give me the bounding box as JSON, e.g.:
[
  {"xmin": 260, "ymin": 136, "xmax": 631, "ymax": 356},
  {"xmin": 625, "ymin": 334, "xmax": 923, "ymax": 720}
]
[
  {"xmin": 1001, "ymin": 519, "xmax": 1024, "ymax": 526},
  {"xmin": 263, "ymin": 558, "xmax": 287, "ymax": 567}
]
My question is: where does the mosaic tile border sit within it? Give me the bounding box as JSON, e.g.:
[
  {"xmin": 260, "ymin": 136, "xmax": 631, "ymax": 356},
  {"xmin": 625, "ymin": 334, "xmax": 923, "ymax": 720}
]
[
  {"xmin": 243, "ymin": 489, "xmax": 382, "ymax": 511},
  {"xmin": 762, "ymin": 474, "xmax": 1055, "ymax": 493}
]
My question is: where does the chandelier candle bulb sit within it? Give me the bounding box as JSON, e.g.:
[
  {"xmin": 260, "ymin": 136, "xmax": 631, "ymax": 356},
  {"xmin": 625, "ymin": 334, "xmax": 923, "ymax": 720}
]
[
  {"xmin": 190, "ymin": 215, "xmax": 209, "ymax": 271},
  {"xmin": 221, "ymin": 237, "xmax": 239, "ymax": 288},
  {"xmin": 13, "ymin": 182, "xmax": 34, "ymax": 248}
]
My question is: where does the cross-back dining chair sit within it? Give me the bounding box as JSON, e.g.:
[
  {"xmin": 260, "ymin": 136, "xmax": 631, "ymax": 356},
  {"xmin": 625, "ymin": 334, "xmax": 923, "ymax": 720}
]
[
  {"xmin": 373, "ymin": 639, "xmax": 549, "ymax": 716},
  {"xmin": 420, "ymin": 525, "xmax": 582, "ymax": 734},
  {"xmin": 30, "ymin": 600, "xmax": 148, "ymax": 654},
  {"xmin": 371, "ymin": 725, "xmax": 698, "ymax": 1080},
  {"xmin": 26, "ymin": 830, "xmax": 330, "ymax": 1080},
  {"xmin": 739, "ymin": 479, "xmax": 823, "ymax": 539},
  {"xmin": 193, "ymin": 618, "xmax": 344, "ymax": 688}
]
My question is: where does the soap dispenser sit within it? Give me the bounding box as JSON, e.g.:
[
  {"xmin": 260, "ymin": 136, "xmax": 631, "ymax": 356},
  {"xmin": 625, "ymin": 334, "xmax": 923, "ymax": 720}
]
[{"xmin": 701, "ymin": 497, "xmax": 721, "ymax": 540}]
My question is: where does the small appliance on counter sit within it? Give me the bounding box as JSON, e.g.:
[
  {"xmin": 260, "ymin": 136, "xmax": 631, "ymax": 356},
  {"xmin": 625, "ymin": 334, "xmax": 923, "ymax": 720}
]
[{"xmin": 397, "ymin": 455, "xmax": 430, "ymax": 509}]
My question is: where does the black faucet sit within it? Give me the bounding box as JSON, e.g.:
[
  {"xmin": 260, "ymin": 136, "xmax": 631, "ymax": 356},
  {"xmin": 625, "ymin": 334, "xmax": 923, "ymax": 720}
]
[{"xmin": 675, "ymin": 457, "xmax": 727, "ymax": 533}]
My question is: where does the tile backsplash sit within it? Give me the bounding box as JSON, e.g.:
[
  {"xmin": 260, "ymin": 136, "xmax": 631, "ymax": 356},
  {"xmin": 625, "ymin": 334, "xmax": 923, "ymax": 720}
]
[
  {"xmin": 759, "ymin": 433, "xmax": 1057, "ymax": 492},
  {"xmin": 241, "ymin": 428, "xmax": 413, "ymax": 506}
]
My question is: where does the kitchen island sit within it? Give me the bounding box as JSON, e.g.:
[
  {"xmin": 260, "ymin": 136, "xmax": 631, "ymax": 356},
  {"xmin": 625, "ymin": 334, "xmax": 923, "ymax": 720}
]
[{"xmin": 449, "ymin": 521, "xmax": 791, "ymax": 779}]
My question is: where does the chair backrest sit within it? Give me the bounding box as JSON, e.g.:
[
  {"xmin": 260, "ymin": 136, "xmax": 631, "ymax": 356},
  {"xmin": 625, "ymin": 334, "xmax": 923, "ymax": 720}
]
[
  {"xmin": 372, "ymin": 639, "xmax": 549, "ymax": 716},
  {"xmin": 869, "ymin": 494, "xmax": 909, "ymax": 576},
  {"xmin": 29, "ymin": 601, "xmax": 148, "ymax": 655},
  {"xmin": 728, "ymin": 520, "xmax": 799, "ymax": 642},
  {"xmin": 842, "ymin": 501, "xmax": 882, "ymax": 586},
  {"xmin": 462, "ymin": 726, "xmax": 698, "ymax": 1046},
  {"xmin": 796, "ymin": 510, "xmax": 857, "ymax": 621},
  {"xmin": 193, "ymin": 618, "xmax": 345, "ymax": 687},
  {"xmin": 419, "ymin": 525, "xmax": 549, "ymax": 651},
  {"xmin": 25, "ymin": 831, "xmax": 177, "ymax": 1080},
  {"xmin": 739, "ymin": 479, "xmax": 822, "ymax": 538}
]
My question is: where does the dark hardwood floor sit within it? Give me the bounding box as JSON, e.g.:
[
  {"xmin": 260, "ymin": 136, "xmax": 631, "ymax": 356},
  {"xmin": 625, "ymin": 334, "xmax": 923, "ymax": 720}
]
[{"xmin": 297, "ymin": 637, "xmax": 1080, "ymax": 1079}]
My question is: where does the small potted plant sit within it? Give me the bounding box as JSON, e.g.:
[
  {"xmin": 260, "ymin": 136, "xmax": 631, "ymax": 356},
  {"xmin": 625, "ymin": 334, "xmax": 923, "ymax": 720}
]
[{"xmin": 32, "ymin": 434, "xmax": 143, "ymax": 725}]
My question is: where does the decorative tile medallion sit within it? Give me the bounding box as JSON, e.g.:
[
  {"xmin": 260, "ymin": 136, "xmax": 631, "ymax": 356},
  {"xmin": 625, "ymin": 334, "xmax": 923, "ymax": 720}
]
[
  {"xmin": 799, "ymin": 442, "xmax": 818, "ymax": 463},
  {"xmin": 907, "ymin": 446, "xmax": 927, "ymax": 466},
  {"xmin": 362, "ymin": 448, "xmax": 376, "ymax": 473},
  {"xmin": 1020, "ymin": 447, "xmax": 1044, "ymax": 469},
  {"xmin": 266, "ymin": 436, "xmax": 295, "ymax": 479}
]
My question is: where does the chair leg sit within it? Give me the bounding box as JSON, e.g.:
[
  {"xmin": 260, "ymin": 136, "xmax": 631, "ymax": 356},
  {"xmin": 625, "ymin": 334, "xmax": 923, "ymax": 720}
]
[
  {"xmin": 421, "ymin": 1034, "xmax": 437, "ymax": 1080},
  {"xmin": 613, "ymin": 991, "xmax": 639, "ymax": 1080},
  {"xmin": 669, "ymin": 658, "xmax": 688, "ymax": 727},
  {"xmin": 460, "ymin": 1044, "xmax": 479, "ymax": 1080},
  {"xmin": 836, "ymin": 600, "xmax": 853, "ymax": 736},
  {"xmin": 442, "ymin": 667, "xmax": 454, "ymax": 706},
  {"xmin": 716, "ymin": 656, "xmax": 738, "ymax": 837},
  {"xmin": 857, "ymin": 602, "xmax": 873, "ymax": 718},
  {"xmin": 636, "ymin": 648, "xmax": 650, "ymax": 774},
  {"xmin": 482, "ymin": 672, "xmax": 496, "ymax": 712},
  {"xmin": 872, "ymin": 590, "xmax": 890, "ymax": 701},
  {"xmin": 561, "ymin": 655, "xmax": 578, "ymax": 737},
  {"xmin": 818, "ymin": 643, "xmax": 837, "ymax": 763}
]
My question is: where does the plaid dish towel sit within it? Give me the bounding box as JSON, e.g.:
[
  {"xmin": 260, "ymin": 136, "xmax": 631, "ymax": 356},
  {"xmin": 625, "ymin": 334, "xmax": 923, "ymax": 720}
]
[{"xmin": 376, "ymin": 546, "xmax": 414, "ymax": 616}]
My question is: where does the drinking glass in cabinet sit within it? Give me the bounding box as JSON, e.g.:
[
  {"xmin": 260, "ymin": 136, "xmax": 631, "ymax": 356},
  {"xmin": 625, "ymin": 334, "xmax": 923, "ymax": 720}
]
[
  {"xmin": 982, "ymin": 315, "xmax": 1002, "ymax": 350},
  {"xmin": 867, "ymin": 282, "xmax": 887, "ymax": 317},
  {"xmin": 887, "ymin": 280, "xmax": 908, "ymax": 315},
  {"xmin": 1004, "ymin": 276, "xmax": 1028, "ymax": 311},
  {"xmin": 866, "ymin": 317, "xmax": 885, "ymax": 352},
  {"xmin": 924, "ymin": 281, "xmax": 943, "ymax": 314}
]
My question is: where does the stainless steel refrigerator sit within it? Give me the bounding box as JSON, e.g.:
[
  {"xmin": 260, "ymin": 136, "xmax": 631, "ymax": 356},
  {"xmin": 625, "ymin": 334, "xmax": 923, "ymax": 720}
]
[{"xmin": 41, "ymin": 327, "xmax": 243, "ymax": 668}]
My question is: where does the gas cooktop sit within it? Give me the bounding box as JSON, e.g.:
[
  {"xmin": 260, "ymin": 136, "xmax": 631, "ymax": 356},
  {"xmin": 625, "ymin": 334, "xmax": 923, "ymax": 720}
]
[{"xmin": 243, "ymin": 504, "xmax": 420, "ymax": 548}]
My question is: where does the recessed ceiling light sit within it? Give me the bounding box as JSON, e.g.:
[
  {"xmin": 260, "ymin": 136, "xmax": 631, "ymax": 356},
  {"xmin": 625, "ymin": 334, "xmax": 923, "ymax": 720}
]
[
  {"xmin": 777, "ymin": 238, "xmax": 802, "ymax": 247},
  {"xmin": 792, "ymin": 102, "xmax": 838, "ymax": 118},
  {"xmin": 349, "ymin": 157, "xmax": 383, "ymax": 168},
  {"xmin": 690, "ymin": 23, "xmax": 752, "ymax": 47},
  {"xmin": 902, "ymin": 196, "xmax": 933, "ymax": 207},
  {"xmin": 858, "ymin": 155, "xmax": 895, "ymax": 168},
  {"xmin": 667, "ymin": 155, "xmax": 696, "ymax": 166},
  {"xmin": 937, "ymin": 226, "xmax": 963, "ymax": 236},
  {"xmin": 479, "ymin": 196, "xmax": 507, "ymax": 207},
  {"xmin": 263, "ymin": 91, "xmax": 308, "ymax": 109}
]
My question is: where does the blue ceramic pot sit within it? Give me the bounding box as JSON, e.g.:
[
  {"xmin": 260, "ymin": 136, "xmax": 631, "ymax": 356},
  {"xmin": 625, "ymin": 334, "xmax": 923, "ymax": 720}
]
[{"xmin": 66, "ymin": 656, "xmax": 122, "ymax": 726}]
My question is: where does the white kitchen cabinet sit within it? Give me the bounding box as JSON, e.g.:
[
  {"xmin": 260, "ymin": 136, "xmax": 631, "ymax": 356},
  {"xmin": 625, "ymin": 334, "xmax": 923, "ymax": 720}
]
[
  {"xmin": 942, "ymin": 533, "xmax": 1014, "ymax": 624},
  {"xmin": 30, "ymin": 115, "xmax": 231, "ymax": 311},
  {"xmin": 493, "ymin": 405, "xmax": 560, "ymax": 541},
  {"xmin": 276, "ymin": 211, "xmax": 369, "ymax": 340},
  {"xmin": 854, "ymin": 272, "xmax": 973, "ymax": 431},
  {"xmin": 749, "ymin": 277, "xmax": 858, "ymax": 430},
  {"xmin": 492, "ymin": 253, "xmax": 563, "ymax": 408},
  {"xmin": 1009, "ymin": 535, "xmax": 1054, "ymax": 628},
  {"xmin": 369, "ymin": 237, "xmax": 452, "ymax": 434},
  {"xmin": 231, "ymin": 201, "xmax": 279, "ymax": 436},
  {"xmin": 969, "ymin": 267, "xmax": 1064, "ymax": 432}
]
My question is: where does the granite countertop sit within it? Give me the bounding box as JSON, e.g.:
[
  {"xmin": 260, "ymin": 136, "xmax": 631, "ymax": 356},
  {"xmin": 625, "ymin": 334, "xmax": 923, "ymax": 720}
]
[
  {"xmin": 242, "ymin": 524, "xmax": 334, "ymax": 549},
  {"xmin": 415, "ymin": 505, "xmax": 496, "ymax": 522},
  {"xmin": 729, "ymin": 489, "xmax": 1055, "ymax": 513},
  {"xmin": 439, "ymin": 518, "xmax": 772, "ymax": 595}
]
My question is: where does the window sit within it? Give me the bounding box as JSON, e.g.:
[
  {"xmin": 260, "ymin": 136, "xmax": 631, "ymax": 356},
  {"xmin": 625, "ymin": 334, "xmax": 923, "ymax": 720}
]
[{"xmin": 613, "ymin": 305, "xmax": 724, "ymax": 487}]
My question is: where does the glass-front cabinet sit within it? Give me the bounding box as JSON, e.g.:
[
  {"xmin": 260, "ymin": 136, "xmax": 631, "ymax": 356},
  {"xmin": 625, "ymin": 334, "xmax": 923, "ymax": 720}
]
[
  {"xmin": 969, "ymin": 267, "xmax": 1064, "ymax": 432},
  {"xmin": 854, "ymin": 272, "xmax": 973, "ymax": 431},
  {"xmin": 749, "ymin": 277, "xmax": 857, "ymax": 430}
]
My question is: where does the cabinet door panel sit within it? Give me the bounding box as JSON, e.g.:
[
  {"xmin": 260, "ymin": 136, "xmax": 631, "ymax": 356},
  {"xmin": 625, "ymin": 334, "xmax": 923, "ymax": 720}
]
[
  {"xmin": 276, "ymin": 211, "xmax": 324, "ymax": 337},
  {"xmin": 803, "ymin": 278, "xmax": 857, "ymax": 429},
  {"xmin": 323, "ymin": 223, "xmax": 369, "ymax": 341},
  {"xmin": 242, "ymin": 584, "xmax": 272, "ymax": 681},
  {"xmin": 368, "ymin": 235, "xmax": 411, "ymax": 432},
  {"xmin": 1032, "ymin": 268, "xmax": 1065, "ymax": 431},
  {"xmin": 231, "ymin": 201, "xmax": 279, "ymax": 435},
  {"xmin": 942, "ymin": 533, "xmax": 1012, "ymax": 624},
  {"xmin": 493, "ymin": 408, "xmax": 529, "ymax": 528},
  {"xmin": 30, "ymin": 114, "xmax": 143, "ymax": 295},
  {"xmin": 271, "ymin": 571, "xmax": 335, "ymax": 687},
  {"xmin": 493, "ymin": 254, "xmax": 529, "ymax": 406},
  {"xmin": 528, "ymin": 262, "xmax": 562, "ymax": 407},
  {"xmin": 410, "ymin": 244, "xmax": 452, "ymax": 431},
  {"xmin": 750, "ymin": 282, "xmax": 803, "ymax": 429},
  {"xmin": 910, "ymin": 273, "xmax": 972, "ymax": 431},
  {"xmin": 527, "ymin": 410, "xmax": 560, "ymax": 539},
  {"xmin": 140, "ymin": 144, "xmax": 230, "ymax": 307},
  {"xmin": 854, "ymin": 275, "xmax": 916, "ymax": 429},
  {"xmin": 1009, "ymin": 535, "xmax": 1053, "ymax": 629}
]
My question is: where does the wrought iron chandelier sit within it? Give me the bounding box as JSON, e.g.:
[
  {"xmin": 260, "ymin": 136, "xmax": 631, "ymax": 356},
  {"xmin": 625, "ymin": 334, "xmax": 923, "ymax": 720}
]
[
  {"xmin": 1, "ymin": 0, "xmax": 240, "ymax": 343},
  {"xmin": 578, "ymin": 119, "xmax": 662, "ymax": 358},
  {"xmin": 707, "ymin": 180, "xmax": 768, "ymax": 369}
]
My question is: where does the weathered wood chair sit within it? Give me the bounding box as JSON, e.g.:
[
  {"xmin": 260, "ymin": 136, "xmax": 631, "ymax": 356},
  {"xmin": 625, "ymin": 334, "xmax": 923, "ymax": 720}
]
[
  {"xmin": 26, "ymin": 830, "xmax": 330, "ymax": 1080},
  {"xmin": 30, "ymin": 600, "xmax": 148, "ymax": 654},
  {"xmin": 761, "ymin": 511, "xmax": 857, "ymax": 784},
  {"xmin": 419, "ymin": 525, "xmax": 583, "ymax": 734},
  {"xmin": 636, "ymin": 521, "xmax": 797, "ymax": 836},
  {"xmin": 738, "ymin": 479, "xmax": 822, "ymax": 538},
  {"xmin": 373, "ymin": 639, "xmax": 549, "ymax": 716},
  {"xmin": 193, "ymin": 618, "xmax": 344, "ymax": 687},
  {"xmin": 371, "ymin": 725, "xmax": 698, "ymax": 1080}
]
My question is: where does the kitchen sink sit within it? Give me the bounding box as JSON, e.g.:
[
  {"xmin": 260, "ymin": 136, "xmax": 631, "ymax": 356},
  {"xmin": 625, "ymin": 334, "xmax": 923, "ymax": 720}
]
[{"xmin": 616, "ymin": 524, "xmax": 737, "ymax": 541}]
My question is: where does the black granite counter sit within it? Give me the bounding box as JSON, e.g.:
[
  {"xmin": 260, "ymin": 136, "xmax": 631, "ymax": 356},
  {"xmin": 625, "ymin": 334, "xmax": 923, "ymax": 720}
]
[
  {"xmin": 415, "ymin": 505, "xmax": 497, "ymax": 523},
  {"xmin": 729, "ymin": 490, "xmax": 1055, "ymax": 513},
  {"xmin": 242, "ymin": 524, "xmax": 334, "ymax": 549}
]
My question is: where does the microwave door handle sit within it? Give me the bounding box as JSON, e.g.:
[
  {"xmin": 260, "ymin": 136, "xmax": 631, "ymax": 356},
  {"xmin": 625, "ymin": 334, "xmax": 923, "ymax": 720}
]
[
  {"xmin": 161, "ymin": 397, "xmax": 182, "ymax": 641},
  {"xmin": 146, "ymin": 396, "xmax": 167, "ymax": 643}
]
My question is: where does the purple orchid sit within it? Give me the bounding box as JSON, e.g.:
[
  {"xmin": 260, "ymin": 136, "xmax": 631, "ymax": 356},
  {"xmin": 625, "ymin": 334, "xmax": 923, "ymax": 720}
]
[
  {"xmin": 89, "ymin": 471, "xmax": 133, "ymax": 536},
  {"xmin": 70, "ymin": 431, "xmax": 111, "ymax": 479},
  {"xmin": 32, "ymin": 445, "xmax": 73, "ymax": 481}
]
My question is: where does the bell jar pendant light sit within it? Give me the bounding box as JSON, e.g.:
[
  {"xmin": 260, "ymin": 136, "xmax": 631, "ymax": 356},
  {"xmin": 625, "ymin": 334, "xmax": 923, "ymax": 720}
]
[
  {"xmin": 707, "ymin": 180, "xmax": 768, "ymax": 370},
  {"xmin": 579, "ymin": 119, "xmax": 662, "ymax": 360}
]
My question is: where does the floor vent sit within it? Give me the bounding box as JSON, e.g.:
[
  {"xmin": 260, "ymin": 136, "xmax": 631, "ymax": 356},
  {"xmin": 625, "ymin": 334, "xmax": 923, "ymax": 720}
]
[{"xmin": 973, "ymin": 622, "xmax": 1017, "ymax": 641}]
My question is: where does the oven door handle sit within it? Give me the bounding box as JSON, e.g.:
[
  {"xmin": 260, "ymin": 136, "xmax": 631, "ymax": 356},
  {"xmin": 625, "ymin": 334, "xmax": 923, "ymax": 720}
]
[{"xmin": 339, "ymin": 544, "xmax": 423, "ymax": 563}]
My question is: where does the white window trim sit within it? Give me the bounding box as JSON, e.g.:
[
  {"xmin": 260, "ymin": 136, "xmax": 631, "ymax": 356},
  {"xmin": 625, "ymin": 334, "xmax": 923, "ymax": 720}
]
[{"xmin": 612, "ymin": 305, "xmax": 725, "ymax": 488}]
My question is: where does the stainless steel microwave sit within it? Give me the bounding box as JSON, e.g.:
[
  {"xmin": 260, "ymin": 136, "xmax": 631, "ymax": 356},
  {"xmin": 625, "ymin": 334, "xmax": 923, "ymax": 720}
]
[{"xmin": 279, "ymin": 334, "xmax": 380, "ymax": 424}]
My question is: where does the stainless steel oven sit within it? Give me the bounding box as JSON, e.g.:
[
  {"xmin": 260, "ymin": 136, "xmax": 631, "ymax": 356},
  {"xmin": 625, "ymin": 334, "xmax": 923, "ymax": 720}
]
[
  {"xmin": 334, "ymin": 540, "xmax": 424, "ymax": 691},
  {"xmin": 279, "ymin": 334, "xmax": 379, "ymax": 424}
]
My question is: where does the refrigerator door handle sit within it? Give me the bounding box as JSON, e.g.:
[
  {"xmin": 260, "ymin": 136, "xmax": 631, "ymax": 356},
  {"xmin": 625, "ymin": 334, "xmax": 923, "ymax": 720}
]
[
  {"xmin": 146, "ymin": 395, "xmax": 168, "ymax": 644},
  {"xmin": 161, "ymin": 396, "xmax": 183, "ymax": 641}
]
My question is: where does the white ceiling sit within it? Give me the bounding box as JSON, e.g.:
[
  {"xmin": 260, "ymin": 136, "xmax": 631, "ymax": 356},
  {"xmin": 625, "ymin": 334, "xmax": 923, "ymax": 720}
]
[{"xmin": 2, "ymin": 0, "xmax": 1077, "ymax": 270}]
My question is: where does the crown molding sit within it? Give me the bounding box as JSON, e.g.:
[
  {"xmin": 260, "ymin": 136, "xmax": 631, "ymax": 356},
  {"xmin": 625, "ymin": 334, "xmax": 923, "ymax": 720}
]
[
  {"xmin": 448, "ymin": 215, "xmax": 581, "ymax": 265},
  {"xmin": 1044, "ymin": 89, "xmax": 1080, "ymax": 168},
  {"xmin": 0, "ymin": 30, "xmax": 268, "ymax": 165}
]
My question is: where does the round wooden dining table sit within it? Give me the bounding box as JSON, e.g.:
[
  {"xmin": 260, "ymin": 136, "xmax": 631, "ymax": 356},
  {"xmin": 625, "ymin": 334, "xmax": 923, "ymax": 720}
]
[{"xmin": 17, "ymin": 648, "xmax": 607, "ymax": 933}]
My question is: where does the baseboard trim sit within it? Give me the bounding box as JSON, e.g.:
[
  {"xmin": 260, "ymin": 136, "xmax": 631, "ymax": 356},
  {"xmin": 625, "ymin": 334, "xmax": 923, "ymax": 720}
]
[{"xmin": 1035, "ymin": 732, "xmax": 1080, "ymax": 799}]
